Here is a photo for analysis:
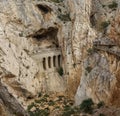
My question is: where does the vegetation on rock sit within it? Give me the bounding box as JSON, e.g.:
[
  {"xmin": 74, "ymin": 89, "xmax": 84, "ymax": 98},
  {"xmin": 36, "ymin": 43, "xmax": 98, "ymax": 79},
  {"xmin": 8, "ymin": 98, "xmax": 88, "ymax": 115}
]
[
  {"xmin": 80, "ymin": 98, "xmax": 94, "ymax": 114},
  {"xmin": 108, "ymin": 1, "xmax": 118, "ymax": 9},
  {"xmin": 101, "ymin": 21, "xmax": 110, "ymax": 29},
  {"xmin": 49, "ymin": 0, "xmax": 64, "ymax": 3},
  {"xmin": 58, "ymin": 13, "xmax": 71, "ymax": 21},
  {"xmin": 97, "ymin": 101, "xmax": 105, "ymax": 108},
  {"xmin": 57, "ymin": 67, "xmax": 64, "ymax": 76},
  {"xmin": 27, "ymin": 94, "xmax": 120, "ymax": 116}
]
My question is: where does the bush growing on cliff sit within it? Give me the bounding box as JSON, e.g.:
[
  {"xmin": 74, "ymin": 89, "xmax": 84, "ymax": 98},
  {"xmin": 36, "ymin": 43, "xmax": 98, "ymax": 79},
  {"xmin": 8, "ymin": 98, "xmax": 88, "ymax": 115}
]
[
  {"xmin": 97, "ymin": 101, "xmax": 105, "ymax": 108},
  {"xmin": 99, "ymin": 113, "xmax": 106, "ymax": 116},
  {"xmin": 85, "ymin": 66, "xmax": 92, "ymax": 73},
  {"xmin": 28, "ymin": 108, "xmax": 50, "ymax": 116},
  {"xmin": 108, "ymin": 1, "xmax": 118, "ymax": 9},
  {"xmin": 49, "ymin": 0, "xmax": 64, "ymax": 3},
  {"xmin": 101, "ymin": 21, "xmax": 110, "ymax": 29},
  {"xmin": 27, "ymin": 102, "xmax": 35, "ymax": 111},
  {"xmin": 57, "ymin": 67, "xmax": 63, "ymax": 76},
  {"xmin": 58, "ymin": 13, "xmax": 71, "ymax": 21},
  {"xmin": 80, "ymin": 98, "xmax": 94, "ymax": 114},
  {"xmin": 87, "ymin": 48, "xmax": 95, "ymax": 54}
]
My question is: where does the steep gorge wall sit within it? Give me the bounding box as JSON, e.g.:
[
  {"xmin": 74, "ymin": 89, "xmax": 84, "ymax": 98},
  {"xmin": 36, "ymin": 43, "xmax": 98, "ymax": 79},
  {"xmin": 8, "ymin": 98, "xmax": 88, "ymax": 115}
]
[
  {"xmin": 0, "ymin": 0, "xmax": 68, "ymax": 112},
  {"xmin": 0, "ymin": 0, "xmax": 120, "ymax": 114},
  {"xmin": 75, "ymin": 0, "xmax": 120, "ymax": 107}
]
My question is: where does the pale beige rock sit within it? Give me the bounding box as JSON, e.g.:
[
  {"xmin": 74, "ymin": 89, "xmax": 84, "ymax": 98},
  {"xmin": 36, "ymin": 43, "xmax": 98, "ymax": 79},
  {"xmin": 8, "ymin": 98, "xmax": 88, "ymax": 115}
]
[{"xmin": 0, "ymin": 0, "xmax": 120, "ymax": 114}]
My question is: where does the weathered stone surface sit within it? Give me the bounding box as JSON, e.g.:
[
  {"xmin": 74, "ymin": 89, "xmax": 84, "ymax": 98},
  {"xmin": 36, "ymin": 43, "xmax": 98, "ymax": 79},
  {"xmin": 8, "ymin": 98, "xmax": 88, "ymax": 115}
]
[
  {"xmin": 0, "ymin": 0, "xmax": 120, "ymax": 114},
  {"xmin": 75, "ymin": 52, "xmax": 116, "ymax": 105},
  {"xmin": 0, "ymin": 0, "xmax": 67, "ymax": 108},
  {"xmin": 0, "ymin": 82, "xmax": 28, "ymax": 116},
  {"xmin": 75, "ymin": 0, "xmax": 120, "ymax": 107}
]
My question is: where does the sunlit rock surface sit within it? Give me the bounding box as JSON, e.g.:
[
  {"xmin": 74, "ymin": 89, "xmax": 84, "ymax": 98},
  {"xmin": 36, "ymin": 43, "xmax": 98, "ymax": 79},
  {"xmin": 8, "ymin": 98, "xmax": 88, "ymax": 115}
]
[{"xmin": 0, "ymin": 0, "xmax": 120, "ymax": 114}]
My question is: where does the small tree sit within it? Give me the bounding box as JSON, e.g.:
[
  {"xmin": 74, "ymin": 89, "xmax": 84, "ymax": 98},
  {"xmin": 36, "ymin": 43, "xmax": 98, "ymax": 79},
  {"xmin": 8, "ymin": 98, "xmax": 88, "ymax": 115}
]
[
  {"xmin": 57, "ymin": 67, "xmax": 63, "ymax": 76},
  {"xmin": 108, "ymin": 1, "xmax": 118, "ymax": 9},
  {"xmin": 80, "ymin": 98, "xmax": 94, "ymax": 114},
  {"xmin": 97, "ymin": 101, "xmax": 105, "ymax": 108},
  {"xmin": 101, "ymin": 21, "xmax": 110, "ymax": 29}
]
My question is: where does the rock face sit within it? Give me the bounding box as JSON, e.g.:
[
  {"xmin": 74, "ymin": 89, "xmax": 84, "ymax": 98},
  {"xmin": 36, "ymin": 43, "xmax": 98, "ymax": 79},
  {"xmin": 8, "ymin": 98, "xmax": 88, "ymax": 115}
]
[
  {"xmin": 75, "ymin": 0, "xmax": 120, "ymax": 107},
  {"xmin": 0, "ymin": 0, "xmax": 67, "ymax": 110},
  {"xmin": 0, "ymin": 0, "xmax": 120, "ymax": 114},
  {"xmin": 0, "ymin": 82, "xmax": 28, "ymax": 116},
  {"xmin": 75, "ymin": 52, "xmax": 116, "ymax": 105}
]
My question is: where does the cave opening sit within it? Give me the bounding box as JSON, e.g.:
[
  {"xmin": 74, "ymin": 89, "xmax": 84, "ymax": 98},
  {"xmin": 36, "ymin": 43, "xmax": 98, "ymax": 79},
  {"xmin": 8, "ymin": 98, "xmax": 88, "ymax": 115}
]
[{"xmin": 31, "ymin": 27, "xmax": 59, "ymax": 48}]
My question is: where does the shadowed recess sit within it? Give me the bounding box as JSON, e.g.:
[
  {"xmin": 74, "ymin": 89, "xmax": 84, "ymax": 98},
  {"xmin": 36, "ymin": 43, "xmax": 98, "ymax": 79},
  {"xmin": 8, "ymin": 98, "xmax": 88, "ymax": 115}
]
[{"xmin": 37, "ymin": 4, "xmax": 52, "ymax": 14}]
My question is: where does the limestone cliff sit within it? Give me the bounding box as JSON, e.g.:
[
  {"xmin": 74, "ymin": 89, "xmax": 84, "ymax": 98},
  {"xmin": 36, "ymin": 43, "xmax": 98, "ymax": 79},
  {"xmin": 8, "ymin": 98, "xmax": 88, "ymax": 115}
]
[
  {"xmin": 75, "ymin": 0, "xmax": 120, "ymax": 107},
  {"xmin": 0, "ymin": 0, "xmax": 120, "ymax": 115}
]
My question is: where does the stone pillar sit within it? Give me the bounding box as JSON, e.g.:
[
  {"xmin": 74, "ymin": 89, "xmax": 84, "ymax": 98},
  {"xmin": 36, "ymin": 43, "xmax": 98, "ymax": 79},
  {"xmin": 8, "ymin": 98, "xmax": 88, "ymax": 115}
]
[
  {"xmin": 51, "ymin": 56, "xmax": 54, "ymax": 68},
  {"xmin": 56, "ymin": 55, "xmax": 58, "ymax": 68},
  {"xmin": 46, "ymin": 57, "xmax": 49, "ymax": 70},
  {"xmin": 40, "ymin": 60, "xmax": 44, "ymax": 71}
]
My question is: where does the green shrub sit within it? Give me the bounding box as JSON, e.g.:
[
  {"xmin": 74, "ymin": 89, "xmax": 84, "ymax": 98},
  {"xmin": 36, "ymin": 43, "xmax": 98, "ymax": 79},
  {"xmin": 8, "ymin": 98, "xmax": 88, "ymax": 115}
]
[
  {"xmin": 44, "ymin": 94, "xmax": 49, "ymax": 98},
  {"xmin": 57, "ymin": 67, "xmax": 64, "ymax": 76},
  {"xmin": 35, "ymin": 97, "xmax": 47, "ymax": 104},
  {"xmin": 49, "ymin": 0, "xmax": 64, "ymax": 3},
  {"xmin": 62, "ymin": 105, "xmax": 75, "ymax": 116},
  {"xmin": 99, "ymin": 113, "xmax": 106, "ymax": 116},
  {"xmin": 62, "ymin": 108, "xmax": 75, "ymax": 116},
  {"xmin": 35, "ymin": 99, "xmax": 41, "ymax": 103},
  {"xmin": 48, "ymin": 100, "xmax": 55, "ymax": 106},
  {"xmin": 87, "ymin": 48, "xmax": 94, "ymax": 54},
  {"xmin": 29, "ymin": 108, "xmax": 50, "ymax": 116},
  {"xmin": 55, "ymin": 106, "xmax": 60, "ymax": 109},
  {"xmin": 39, "ymin": 108, "xmax": 50, "ymax": 116},
  {"xmin": 97, "ymin": 101, "xmax": 105, "ymax": 108},
  {"xmin": 102, "ymin": 5, "xmax": 106, "ymax": 8},
  {"xmin": 85, "ymin": 66, "xmax": 92, "ymax": 73},
  {"xmin": 101, "ymin": 21, "xmax": 110, "ymax": 29},
  {"xmin": 80, "ymin": 98, "xmax": 94, "ymax": 114},
  {"xmin": 27, "ymin": 102, "xmax": 35, "ymax": 111},
  {"xmin": 64, "ymin": 105, "xmax": 71, "ymax": 111},
  {"xmin": 58, "ymin": 13, "xmax": 71, "ymax": 21},
  {"xmin": 28, "ymin": 111, "xmax": 34, "ymax": 116},
  {"xmin": 38, "ymin": 92, "xmax": 42, "ymax": 97},
  {"xmin": 108, "ymin": 1, "xmax": 118, "ymax": 9},
  {"xmin": 33, "ymin": 108, "xmax": 41, "ymax": 116}
]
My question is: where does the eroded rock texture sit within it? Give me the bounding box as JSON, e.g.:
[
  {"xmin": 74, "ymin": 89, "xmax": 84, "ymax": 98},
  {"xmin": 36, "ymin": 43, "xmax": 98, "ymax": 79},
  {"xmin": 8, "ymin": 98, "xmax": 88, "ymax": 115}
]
[
  {"xmin": 75, "ymin": 0, "xmax": 120, "ymax": 107},
  {"xmin": 0, "ymin": 0, "xmax": 67, "ymax": 111},
  {"xmin": 0, "ymin": 0, "xmax": 120, "ymax": 114}
]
